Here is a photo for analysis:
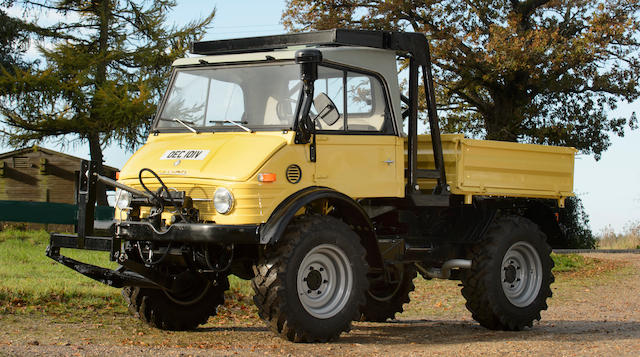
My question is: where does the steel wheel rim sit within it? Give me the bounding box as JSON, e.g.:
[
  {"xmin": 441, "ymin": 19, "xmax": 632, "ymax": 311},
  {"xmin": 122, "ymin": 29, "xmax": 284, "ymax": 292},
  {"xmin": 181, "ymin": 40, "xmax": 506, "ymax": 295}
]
[
  {"xmin": 296, "ymin": 243, "xmax": 353, "ymax": 319},
  {"xmin": 501, "ymin": 241, "xmax": 543, "ymax": 307}
]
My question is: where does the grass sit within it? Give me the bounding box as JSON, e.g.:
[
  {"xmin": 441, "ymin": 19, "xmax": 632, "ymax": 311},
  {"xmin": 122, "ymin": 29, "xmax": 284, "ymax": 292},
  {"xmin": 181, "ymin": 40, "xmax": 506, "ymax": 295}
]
[
  {"xmin": 551, "ymin": 253, "xmax": 590, "ymax": 272},
  {"xmin": 597, "ymin": 221, "xmax": 640, "ymax": 249},
  {"xmin": 0, "ymin": 229, "xmax": 617, "ymax": 320},
  {"xmin": 0, "ymin": 228, "xmax": 124, "ymax": 315},
  {"xmin": 0, "ymin": 228, "xmax": 253, "ymax": 317}
]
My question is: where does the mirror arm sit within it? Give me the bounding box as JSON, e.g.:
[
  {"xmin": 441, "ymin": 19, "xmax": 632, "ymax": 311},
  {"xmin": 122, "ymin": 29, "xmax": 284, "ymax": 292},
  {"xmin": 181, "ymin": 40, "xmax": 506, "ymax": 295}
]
[
  {"xmin": 295, "ymin": 86, "xmax": 314, "ymax": 145},
  {"xmin": 310, "ymin": 117, "xmax": 317, "ymax": 162}
]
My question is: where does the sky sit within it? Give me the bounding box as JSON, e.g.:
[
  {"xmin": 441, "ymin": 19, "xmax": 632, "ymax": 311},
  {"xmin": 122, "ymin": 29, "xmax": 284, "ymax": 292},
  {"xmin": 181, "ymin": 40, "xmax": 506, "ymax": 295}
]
[{"xmin": 1, "ymin": 0, "xmax": 638, "ymax": 234}]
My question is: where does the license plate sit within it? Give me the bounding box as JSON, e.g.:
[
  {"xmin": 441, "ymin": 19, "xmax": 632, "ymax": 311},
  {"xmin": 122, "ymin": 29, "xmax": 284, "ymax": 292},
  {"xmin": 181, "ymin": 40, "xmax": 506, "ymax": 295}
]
[{"xmin": 160, "ymin": 150, "xmax": 210, "ymax": 160}]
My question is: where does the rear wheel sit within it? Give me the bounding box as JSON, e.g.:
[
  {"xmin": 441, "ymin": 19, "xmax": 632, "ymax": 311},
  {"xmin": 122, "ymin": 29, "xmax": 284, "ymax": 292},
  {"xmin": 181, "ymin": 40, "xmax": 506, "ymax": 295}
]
[
  {"xmin": 360, "ymin": 263, "xmax": 416, "ymax": 322},
  {"xmin": 461, "ymin": 216, "xmax": 554, "ymax": 330},
  {"xmin": 122, "ymin": 275, "xmax": 228, "ymax": 331},
  {"xmin": 252, "ymin": 215, "xmax": 368, "ymax": 342}
]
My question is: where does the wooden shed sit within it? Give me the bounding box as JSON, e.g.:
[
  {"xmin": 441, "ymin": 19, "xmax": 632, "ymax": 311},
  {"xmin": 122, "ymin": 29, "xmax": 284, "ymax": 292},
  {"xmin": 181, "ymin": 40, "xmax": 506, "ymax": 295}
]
[{"xmin": 0, "ymin": 146, "xmax": 118, "ymax": 204}]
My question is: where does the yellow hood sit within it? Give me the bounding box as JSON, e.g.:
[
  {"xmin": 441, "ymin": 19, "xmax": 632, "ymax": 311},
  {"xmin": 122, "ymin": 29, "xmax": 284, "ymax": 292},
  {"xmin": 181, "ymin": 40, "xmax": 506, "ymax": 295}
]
[{"xmin": 119, "ymin": 132, "xmax": 288, "ymax": 182}]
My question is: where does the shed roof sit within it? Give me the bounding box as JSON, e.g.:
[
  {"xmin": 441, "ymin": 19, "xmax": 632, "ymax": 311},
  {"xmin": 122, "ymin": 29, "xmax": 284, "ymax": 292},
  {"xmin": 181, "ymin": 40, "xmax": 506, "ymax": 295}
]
[{"xmin": 0, "ymin": 146, "xmax": 120, "ymax": 172}]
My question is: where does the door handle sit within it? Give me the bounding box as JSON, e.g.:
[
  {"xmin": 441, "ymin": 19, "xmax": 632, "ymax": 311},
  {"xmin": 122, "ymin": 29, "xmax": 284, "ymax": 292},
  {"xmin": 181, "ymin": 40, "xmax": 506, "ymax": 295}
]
[{"xmin": 383, "ymin": 159, "xmax": 394, "ymax": 165}]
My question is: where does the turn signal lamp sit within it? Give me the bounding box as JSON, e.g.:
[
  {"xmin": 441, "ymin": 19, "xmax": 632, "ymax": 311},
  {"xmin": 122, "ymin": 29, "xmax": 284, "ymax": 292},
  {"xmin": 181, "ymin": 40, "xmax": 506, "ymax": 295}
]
[{"xmin": 258, "ymin": 173, "xmax": 276, "ymax": 182}]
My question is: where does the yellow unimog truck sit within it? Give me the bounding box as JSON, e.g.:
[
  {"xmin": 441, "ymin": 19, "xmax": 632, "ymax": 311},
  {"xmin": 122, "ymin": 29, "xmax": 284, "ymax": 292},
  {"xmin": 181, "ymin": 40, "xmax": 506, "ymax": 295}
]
[{"xmin": 48, "ymin": 30, "xmax": 576, "ymax": 342}]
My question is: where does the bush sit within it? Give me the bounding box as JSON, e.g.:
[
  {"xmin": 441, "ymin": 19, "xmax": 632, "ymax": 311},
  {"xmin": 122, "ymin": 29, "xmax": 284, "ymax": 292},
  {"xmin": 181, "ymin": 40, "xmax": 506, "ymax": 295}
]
[{"xmin": 558, "ymin": 196, "xmax": 597, "ymax": 249}]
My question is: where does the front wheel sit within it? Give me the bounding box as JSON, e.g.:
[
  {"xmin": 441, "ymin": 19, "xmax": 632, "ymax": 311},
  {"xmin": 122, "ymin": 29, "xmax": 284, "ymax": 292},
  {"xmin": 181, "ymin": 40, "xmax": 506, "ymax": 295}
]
[
  {"xmin": 251, "ymin": 215, "xmax": 368, "ymax": 342},
  {"xmin": 461, "ymin": 216, "xmax": 554, "ymax": 330},
  {"xmin": 122, "ymin": 275, "xmax": 228, "ymax": 331}
]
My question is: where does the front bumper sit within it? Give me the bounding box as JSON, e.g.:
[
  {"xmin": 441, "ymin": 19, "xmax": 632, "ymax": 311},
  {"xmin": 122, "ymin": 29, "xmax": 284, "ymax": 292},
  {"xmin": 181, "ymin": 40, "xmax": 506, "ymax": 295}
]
[
  {"xmin": 115, "ymin": 221, "xmax": 260, "ymax": 244},
  {"xmin": 46, "ymin": 222, "xmax": 261, "ymax": 290}
]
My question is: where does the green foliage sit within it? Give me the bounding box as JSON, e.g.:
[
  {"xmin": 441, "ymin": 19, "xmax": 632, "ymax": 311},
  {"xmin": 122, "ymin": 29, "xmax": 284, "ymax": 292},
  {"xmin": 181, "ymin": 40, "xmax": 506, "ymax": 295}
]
[
  {"xmin": 0, "ymin": 2, "xmax": 29, "ymax": 71},
  {"xmin": 0, "ymin": 1, "xmax": 215, "ymax": 203},
  {"xmin": 559, "ymin": 196, "xmax": 597, "ymax": 249},
  {"xmin": 1, "ymin": 0, "xmax": 215, "ymax": 148},
  {"xmin": 283, "ymin": 0, "xmax": 640, "ymax": 159}
]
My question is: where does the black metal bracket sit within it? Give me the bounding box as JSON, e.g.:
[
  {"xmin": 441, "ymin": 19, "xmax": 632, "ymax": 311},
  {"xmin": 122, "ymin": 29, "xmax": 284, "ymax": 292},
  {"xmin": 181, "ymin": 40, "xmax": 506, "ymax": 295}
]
[
  {"xmin": 76, "ymin": 160, "xmax": 98, "ymax": 246},
  {"xmin": 46, "ymin": 234, "xmax": 159, "ymax": 289}
]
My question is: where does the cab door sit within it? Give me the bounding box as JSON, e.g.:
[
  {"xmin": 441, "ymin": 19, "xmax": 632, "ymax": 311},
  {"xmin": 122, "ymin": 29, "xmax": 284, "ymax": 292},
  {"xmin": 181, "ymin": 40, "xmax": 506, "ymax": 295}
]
[{"xmin": 312, "ymin": 66, "xmax": 403, "ymax": 198}]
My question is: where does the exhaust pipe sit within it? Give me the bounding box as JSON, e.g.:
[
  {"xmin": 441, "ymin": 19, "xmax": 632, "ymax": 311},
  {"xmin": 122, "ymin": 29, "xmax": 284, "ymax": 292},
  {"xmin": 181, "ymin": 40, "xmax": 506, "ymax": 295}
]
[{"xmin": 416, "ymin": 259, "xmax": 472, "ymax": 279}]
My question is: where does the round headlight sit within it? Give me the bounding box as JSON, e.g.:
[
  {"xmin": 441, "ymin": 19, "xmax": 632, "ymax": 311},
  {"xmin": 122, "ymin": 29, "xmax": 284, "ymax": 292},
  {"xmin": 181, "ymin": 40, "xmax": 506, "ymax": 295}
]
[
  {"xmin": 115, "ymin": 189, "xmax": 132, "ymax": 210},
  {"xmin": 214, "ymin": 187, "xmax": 234, "ymax": 214}
]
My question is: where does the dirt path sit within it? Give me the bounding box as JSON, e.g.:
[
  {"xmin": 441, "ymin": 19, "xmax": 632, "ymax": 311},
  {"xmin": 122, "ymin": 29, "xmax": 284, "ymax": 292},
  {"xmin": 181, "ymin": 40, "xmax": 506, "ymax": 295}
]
[{"xmin": 1, "ymin": 253, "xmax": 639, "ymax": 356}]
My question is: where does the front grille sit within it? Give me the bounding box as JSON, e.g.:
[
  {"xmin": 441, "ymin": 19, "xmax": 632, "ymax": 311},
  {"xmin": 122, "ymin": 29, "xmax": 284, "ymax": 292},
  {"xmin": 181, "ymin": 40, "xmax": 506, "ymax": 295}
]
[{"xmin": 286, "ymin": 164, "xmax": 302, "ymax": 184}]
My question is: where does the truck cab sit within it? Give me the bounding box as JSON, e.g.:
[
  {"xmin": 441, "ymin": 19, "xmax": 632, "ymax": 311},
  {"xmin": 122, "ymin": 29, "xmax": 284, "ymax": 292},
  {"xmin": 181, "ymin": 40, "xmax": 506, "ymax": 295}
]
[
  {"xmin": 116, "ymin": 45, "xmax": 406, "ymax": 227},
  {"xmin": 48, "ymin": 30, "xmax": 573, "ymax": 342}
]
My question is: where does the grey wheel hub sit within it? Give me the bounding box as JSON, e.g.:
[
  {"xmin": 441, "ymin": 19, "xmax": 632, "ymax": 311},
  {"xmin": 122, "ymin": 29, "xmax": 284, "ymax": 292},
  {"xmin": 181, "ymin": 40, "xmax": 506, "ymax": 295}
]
[
  {"xmin": 501, "ymin": 241, "xmax": 543, "ymax": 307},
  {"xmin": 297, "ymin": 244, "xmax": 353, "ymax": 319}
]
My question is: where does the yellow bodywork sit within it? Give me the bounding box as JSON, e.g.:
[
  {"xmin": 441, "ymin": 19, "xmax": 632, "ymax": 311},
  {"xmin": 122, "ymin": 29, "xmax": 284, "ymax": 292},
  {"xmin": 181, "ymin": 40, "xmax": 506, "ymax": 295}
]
[
  {"xmin": 118, "ymin": 131, "xmax": 309, "ymax": 225},
  {"xmin": 116, "ymin": 131, "xmax": 575, "ymax": 225},
  {"xmin": 409, "ymin": 134, "xmax": 576, "ymax": 207}
]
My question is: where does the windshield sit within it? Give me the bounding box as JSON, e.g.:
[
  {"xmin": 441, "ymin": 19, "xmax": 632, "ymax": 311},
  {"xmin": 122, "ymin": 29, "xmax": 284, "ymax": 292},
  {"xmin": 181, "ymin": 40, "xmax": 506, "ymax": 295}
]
[{"xmin": 156, "ymin": 63, "xmax": 301, "ymax": 131}]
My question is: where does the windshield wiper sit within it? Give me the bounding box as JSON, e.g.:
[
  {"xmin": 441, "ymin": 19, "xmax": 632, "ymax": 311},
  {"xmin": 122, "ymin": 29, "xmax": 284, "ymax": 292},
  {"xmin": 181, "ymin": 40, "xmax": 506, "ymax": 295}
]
[
  {"xmin": 159, "ymin": 118, "xmax": 199, "ymax": 134},
  {"xmin": 209, "ymin": 120, "xmax": 253, "ymax": 133}
]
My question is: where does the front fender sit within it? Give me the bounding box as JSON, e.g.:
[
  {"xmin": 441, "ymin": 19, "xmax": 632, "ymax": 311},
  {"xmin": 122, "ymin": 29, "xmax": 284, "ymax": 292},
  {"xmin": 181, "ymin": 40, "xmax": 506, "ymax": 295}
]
[{"xmin": 259, "ymin": 186, "xmax": 383, "ymax": 268}]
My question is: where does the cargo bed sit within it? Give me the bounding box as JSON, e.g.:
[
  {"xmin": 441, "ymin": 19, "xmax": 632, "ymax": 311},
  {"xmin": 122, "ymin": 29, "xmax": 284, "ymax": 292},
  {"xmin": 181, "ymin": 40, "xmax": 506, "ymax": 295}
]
[{"xmin": 408, "ymin": 134, "xmax": 576, "ymax": 206}]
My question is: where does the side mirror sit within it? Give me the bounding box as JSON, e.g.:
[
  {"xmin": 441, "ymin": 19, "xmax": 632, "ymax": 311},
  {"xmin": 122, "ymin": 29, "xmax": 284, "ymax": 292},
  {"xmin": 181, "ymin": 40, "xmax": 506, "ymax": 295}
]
[{"xmin": 313, "ymin": 93, "xmax": 340, "ymax": 126}]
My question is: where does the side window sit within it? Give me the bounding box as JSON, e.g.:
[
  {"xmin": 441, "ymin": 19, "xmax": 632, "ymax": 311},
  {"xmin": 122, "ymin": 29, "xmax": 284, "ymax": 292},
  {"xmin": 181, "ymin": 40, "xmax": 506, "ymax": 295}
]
[
  {"xmin": 346, "ymin": 74, "xmax": 372, "ymax": 115},
  {"xmin": 314, "ymin": 67, "xmax": 345, "ymax": 131},
  {"xmin": 313, "ymin": 66, "xmax": 393, "ymax": 134},
  {"xmin": 346, "ymin": 72, "xmax": 386, "ymax": 132}
]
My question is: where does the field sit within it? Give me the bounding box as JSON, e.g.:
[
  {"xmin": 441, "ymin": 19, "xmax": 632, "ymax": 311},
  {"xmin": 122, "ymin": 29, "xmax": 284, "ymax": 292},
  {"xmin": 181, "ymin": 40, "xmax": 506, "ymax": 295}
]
[
  {"xmin": 1, "ymin": 229, "xmax": 639, "ymax": 356},
  {"xmin": 598, "ymin": 221, "xmax": 640, "ymax": 249}
]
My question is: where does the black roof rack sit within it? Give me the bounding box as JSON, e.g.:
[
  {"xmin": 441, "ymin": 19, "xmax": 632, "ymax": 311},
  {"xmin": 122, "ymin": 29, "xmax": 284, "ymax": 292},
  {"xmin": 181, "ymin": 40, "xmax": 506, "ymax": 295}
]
[{"xmin": 191, "ymin": 29, "xmax": 429, "ymax": 65}]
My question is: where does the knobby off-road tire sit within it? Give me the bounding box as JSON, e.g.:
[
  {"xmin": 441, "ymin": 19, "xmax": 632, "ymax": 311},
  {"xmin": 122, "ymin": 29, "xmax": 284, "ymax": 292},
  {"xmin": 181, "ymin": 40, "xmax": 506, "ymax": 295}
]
[
  {"xmin": 251, "ymin": 215, "xmax": 368, "ymax": 342},
  {"xmin": 360, "ymin": 264, "xmax": 417, "ymax": 322},
  {"xmin": 122, "ymin": 276, "xmax": 229, "ymax": 331},
  {"xmin": 461, "ymin": 215, "xmax": 554, "ymax": 331}
]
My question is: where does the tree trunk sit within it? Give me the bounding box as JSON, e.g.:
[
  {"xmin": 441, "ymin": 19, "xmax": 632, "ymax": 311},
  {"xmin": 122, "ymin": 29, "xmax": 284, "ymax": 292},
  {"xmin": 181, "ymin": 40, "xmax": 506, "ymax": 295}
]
[
  {"xmin": 87, "ymin": 0, "xmax": 111, "ymax": 207},
  {"xmin": 484, "ymin": 95, "xmax": 519, "ymax": 142}
]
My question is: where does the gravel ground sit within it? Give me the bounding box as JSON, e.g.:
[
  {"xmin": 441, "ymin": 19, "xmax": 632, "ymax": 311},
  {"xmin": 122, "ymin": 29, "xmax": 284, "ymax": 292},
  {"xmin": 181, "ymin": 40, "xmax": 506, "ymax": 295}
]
[{"xmin": 1, "ymin": 253, "xmax": 638, "ymax": 356}]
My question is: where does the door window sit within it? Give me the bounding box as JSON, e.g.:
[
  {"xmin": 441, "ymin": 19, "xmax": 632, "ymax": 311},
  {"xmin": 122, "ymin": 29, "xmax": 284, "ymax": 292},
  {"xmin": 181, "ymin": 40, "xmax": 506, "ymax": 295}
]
[{"xmin": 312, "ymin": 66, "xmax": 394, "ymax": 134}]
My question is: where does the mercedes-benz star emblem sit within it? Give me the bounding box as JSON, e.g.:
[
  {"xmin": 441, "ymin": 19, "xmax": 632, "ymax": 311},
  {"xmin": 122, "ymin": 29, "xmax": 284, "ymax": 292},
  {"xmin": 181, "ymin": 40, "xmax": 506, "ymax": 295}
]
[{"xmin": 173, "ymin": 159, "xmax": 181, "ymax": 166}]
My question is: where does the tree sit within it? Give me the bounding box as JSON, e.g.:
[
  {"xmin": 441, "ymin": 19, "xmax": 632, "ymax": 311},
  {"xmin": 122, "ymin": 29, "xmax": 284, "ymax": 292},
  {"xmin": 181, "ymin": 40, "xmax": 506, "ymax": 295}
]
[
  {"xmin": 283, "ymin": 0, "xmax": 640, "ymax": 160},
  {"xmin": 0, "ymin": 1, "xmax": 30, "ymax": 71},
  {"xmin": 0, "ymin": 1, "xmax": 214, "ymax": 205},
  {"xmin": 559, "ymin": 196, "xmax": 596, "ymax": 249}
]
